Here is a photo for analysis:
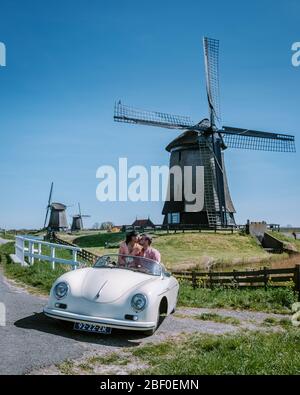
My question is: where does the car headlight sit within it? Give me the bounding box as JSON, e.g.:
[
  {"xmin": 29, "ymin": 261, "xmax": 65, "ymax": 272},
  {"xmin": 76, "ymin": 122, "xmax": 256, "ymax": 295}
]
[
  {"xmin": 54, "ymin": 282, "xmax": 69, "ymax": 299},
  {"xmin": 131, "ymin": 294, "xmax": 147, "ymax": 312}
]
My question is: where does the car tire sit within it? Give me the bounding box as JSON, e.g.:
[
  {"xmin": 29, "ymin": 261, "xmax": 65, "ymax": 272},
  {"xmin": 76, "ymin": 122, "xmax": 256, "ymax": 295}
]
[{"xmin": 143, "ymin": 307, "xmax": 160, "ymax": 336}]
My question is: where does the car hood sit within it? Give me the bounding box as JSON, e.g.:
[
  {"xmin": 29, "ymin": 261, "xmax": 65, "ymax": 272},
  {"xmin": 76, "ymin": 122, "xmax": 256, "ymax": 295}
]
[{"xmin": 80, "ymin": 268, "xmax": 157, "ymax": 303}]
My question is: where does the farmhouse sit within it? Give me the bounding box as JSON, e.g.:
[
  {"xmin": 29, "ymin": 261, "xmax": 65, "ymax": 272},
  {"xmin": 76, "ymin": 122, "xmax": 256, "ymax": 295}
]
[{"xmin": 131, "ymin": 217, "xmax": 155, "ymax": 229}]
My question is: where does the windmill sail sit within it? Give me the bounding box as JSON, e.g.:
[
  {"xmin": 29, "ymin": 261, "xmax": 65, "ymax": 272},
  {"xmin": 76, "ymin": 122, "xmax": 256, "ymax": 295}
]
[
  {"xmin": 221, "ymin": 126, "xmax": 296, "ymax": 152},
  {"xmin": 203, "ymin": 37, "xmax": 221, "ymax": 127},
  {"xmin": 114, "ymin": 101, "xmax": 194, "ymax": 130},
  {"xmin": 44, "ymin": 182, "xmax": 53, "ymax": 229}
]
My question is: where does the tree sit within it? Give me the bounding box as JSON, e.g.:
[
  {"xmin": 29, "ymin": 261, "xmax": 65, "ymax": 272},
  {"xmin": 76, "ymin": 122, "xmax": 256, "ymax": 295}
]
[{"xmin": 101, "ymin": 221, "xmax": 114, "ymax": 230}]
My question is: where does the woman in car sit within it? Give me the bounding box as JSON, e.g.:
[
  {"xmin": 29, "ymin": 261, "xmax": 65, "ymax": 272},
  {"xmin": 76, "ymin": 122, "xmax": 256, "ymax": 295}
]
[{"xmin": 118, "ymin": 231, "xmax": 142, "ymax": 265}]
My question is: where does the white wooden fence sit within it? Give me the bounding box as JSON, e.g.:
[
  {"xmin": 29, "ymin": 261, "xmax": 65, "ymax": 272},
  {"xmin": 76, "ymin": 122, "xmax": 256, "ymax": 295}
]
[{"xmin": 15, "ymin": 236, "xmax": 82, "ymax": 270}]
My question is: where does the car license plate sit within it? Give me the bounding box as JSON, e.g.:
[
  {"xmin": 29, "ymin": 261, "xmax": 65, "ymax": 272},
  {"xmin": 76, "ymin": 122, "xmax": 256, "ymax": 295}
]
[{"xmin": 73, "ymin": 322, "xmax": 112, "ymax": 334}]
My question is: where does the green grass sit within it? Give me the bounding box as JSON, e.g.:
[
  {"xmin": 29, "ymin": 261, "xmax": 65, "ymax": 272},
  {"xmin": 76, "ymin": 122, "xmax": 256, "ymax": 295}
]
[
  {"xmin": 0, "ymin": 232, "xmax": 15, "ymax": 240},
  {"xmin": 262, "ymin": 317, "xmax": 292, "ymax": 329},
  {"xmin": 131, "ymin": 330, "xmax": 300, "ymax": 375},
  {"xmin": 267, "ymin": 231, "xmax": 300, "ymax": 251},
  {"xmin": 72, "ymin": 231, "xmax": 283, "ymax": 270},
  {"xmin": 178, "ymin": 282, "xmax": 297, "ymax": 314},
  {"xmin": 0, "ymin": 242, "xmax": 71, "ymax": 294}
]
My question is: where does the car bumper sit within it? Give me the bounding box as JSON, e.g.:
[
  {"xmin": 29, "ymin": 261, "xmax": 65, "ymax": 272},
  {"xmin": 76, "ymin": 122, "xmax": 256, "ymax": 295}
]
[{"xmin": 43, "ymin": 306, "xmax": 156, "ymax": 331}]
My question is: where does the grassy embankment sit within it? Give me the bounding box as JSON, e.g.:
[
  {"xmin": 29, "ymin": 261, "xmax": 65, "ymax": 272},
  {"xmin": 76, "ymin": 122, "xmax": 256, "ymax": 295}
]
[{"xmin": 70, "ymin": 231, "xmax": 292, "ymax": 270}]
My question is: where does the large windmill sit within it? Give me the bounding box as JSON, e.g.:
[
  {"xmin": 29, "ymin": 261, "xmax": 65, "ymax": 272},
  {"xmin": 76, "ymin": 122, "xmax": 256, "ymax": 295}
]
[
  {"xmin": 43, "ymin": 182, "xmax": 69, "ymax": 232},
  {"xmin": 71, "ymin": 203, "xmax": 91, "ymax": 232},
  {"xmin": 114, "ymin": 37, "xmax": 296, "ymax": 227}
]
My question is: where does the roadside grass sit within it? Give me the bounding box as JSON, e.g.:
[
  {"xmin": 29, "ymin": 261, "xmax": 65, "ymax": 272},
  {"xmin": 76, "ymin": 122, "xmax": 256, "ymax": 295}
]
[
  {"xmin": 72, "ymin": 231, "xmax": 285, "ymax": 270},
  {"xmin": 178, "ymin": 281, "xmax": 297, "ymax": 314},
  {"xmin": 131, "ymin": 330, "xmax": 300, "ymax": 375},
  {"xmin": 57, "ymin": 353, "xmax": 130, "ymax": 375},
  {"xmin": 0, "ymin": 242, "xmax": 71, "ymax": 294},
  {"xmin": 262, "ymin": 317, "xmax": 292, "ymax": 329},
  {"xmin": 0, "ymin": 231, "xmax": 15, "ymax": 240}
]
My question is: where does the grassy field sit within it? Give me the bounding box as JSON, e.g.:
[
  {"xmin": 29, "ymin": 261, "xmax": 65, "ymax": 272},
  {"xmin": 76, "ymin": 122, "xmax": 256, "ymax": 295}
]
[
  {"xmin": 61, "ymin": 329, "xmax": 300, "ymax": 375},
  {"xmin": 70, "ymin": 231, "xmax": 288, "ymax": 270},
  {"xmin": 178, "ymin": 280, "xmax": 297, "ymax": 314},
  {"xmin": 131, "ymin": 330, "xmax": 300, "ymax": 374}
]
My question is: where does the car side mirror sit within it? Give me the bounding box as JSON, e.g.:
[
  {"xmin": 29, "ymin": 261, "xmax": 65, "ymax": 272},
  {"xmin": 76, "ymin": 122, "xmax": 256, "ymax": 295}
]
[{"xmin": 164, "ymin": 271, "xmax": 171, "ymax": 278}]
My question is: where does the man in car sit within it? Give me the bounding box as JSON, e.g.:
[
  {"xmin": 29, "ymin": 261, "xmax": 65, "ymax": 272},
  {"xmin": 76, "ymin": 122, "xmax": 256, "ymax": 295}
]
[{"xmin": 139, "ymin": 234, "xmax": 161, "ymax": 263}]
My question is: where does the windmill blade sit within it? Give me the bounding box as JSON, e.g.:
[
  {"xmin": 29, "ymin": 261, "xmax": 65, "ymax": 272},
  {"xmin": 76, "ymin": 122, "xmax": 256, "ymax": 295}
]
[
  {"xmin": 43, "ymin": 182, "xmax": 54, "ymax": 229},
  {"xmin": 221, "ymin": 126, "xmax": 296, "ymax": 152},
  {"xmin": 81, "ymin": 215, "xmax": 91, "ymax": 218},
  {"xmin": 78, "ymin": 203, "xmax": 82, "ymax": 217},
  {"xmin": 203, "ymin": 37, "xmax": 221, "ymax": 126},
  {"xmin": 48, "ymin": 182, "xmax": 54, "ymax": 206},
  {"xmin": 114, "ymin": 101, "xmax": 194, "ymax": 130}
]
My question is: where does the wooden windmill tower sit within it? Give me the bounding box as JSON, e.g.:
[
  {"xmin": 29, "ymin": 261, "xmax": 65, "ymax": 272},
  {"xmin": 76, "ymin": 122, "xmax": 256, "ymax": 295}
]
[
  {"xmin": 114, "ymin": 37, "xmax": 296, "ymax": 227},
  {"xmin": 71, "ymin": 203, "xmax": 91, "ymax": 232},
  {"xmin": 43, "ymin": 182, "xmax": 69, "ymax": 232}
]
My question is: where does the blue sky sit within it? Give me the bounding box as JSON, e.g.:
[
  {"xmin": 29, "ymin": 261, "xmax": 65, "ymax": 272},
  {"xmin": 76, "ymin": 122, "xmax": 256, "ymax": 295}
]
[{"xmin": 0, "ymin": 0, "xmax": 299, "ymax": 229}]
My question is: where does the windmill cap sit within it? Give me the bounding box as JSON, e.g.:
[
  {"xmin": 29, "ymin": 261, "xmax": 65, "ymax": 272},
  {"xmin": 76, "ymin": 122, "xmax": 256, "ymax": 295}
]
[{"xmin": 51, "ymin": 202, "xmax": 67, "ymax": 210}]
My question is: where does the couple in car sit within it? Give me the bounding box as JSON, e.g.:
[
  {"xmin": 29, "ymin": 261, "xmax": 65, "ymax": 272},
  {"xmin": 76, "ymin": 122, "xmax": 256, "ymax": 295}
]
[{"xmin": 119, "ymin": 231, "xmax": 161, "ymax": 263}]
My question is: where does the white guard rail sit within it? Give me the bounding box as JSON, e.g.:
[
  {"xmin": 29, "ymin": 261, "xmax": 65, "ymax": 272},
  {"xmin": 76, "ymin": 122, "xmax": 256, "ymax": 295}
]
[{"xmin": 15, "ymin": 236, "xmax": 82, "ymax": 270}]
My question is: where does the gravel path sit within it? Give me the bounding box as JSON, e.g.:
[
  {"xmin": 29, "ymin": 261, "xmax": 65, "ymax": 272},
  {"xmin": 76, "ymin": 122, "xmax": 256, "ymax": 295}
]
[{"xmin": 0, "ymin": 271, "xmax": 290, "ymax": 375}]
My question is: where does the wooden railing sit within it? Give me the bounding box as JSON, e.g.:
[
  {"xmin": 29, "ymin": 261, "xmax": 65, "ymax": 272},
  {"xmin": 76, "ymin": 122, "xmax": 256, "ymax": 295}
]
[
  {"xmin": 50, "ymin": 233, "xmax": 99, "ymax": 265},
  {"xmin": 15, "ymin": 235, "xmax": 81, "ymax": 270},
  {"xmin": 172, "ymin": 265, "xmax": 300, "ymax": 300}
]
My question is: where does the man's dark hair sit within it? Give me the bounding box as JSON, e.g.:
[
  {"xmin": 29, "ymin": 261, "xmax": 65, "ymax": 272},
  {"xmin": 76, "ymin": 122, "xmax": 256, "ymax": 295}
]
[
  {"xmin": 142, "ymin": 233, "xmax": 152, "ymax": 245},
  {"xmin": 125, "ymin": 231, "xmax": 139, "ymax": 245}
]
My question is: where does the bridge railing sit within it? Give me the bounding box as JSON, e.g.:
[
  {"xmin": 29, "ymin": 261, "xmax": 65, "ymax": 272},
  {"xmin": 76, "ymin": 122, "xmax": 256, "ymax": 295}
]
[{"xmin": 15, "ymin": 236, "xmax": 82, "ymax": 270}]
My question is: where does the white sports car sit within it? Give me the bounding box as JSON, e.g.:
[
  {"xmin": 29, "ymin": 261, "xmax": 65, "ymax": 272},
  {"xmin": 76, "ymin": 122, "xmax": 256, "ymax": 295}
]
[{"xmin": 43, "ymin": 254, "xmax": 179, "ymax": 335}]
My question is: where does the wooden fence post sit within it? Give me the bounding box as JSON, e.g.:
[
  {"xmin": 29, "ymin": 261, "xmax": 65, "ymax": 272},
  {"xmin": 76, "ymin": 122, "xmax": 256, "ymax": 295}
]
[
  {"xmin": 51, "ymin": 246, "xmax": 55, "ymax": 270},
  {"xmin": 209, "ymin": 269, "xmax": 213, "ymax": 289},
  {"xmin": 38, "ymin": 242, "xmax": 42, "ymax": 262},
  {"xmin": 29, "ymin": 241, "xmax": 34, "ymax": 265},
  {"xmin": 294, "ymin": 265, "xmax": 300, "ymax": 301},
  {"xmin": 192, "ymin": 271, "xmax": 197, "ymax": 290},
  {"xmin": 263, "ymin": 266, "xmax": 268, "ymax": 290},
  {"xmin": 72, "ymin": 250, "xmax": 78, "ymax": 270}
]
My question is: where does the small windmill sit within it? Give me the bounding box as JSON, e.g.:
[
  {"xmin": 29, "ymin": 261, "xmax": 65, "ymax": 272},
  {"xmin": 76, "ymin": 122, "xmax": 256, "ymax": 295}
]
[
  {"xmin": 71, "ymin": 203, "xmax": 91, "ymax": 232},
  {"xmin": 114, "ymin": 37, "xmax": 296, "ymax": 227},
  {"xmin": 43, "ymin": 182, "xmax": 69, "ymax": 231}
]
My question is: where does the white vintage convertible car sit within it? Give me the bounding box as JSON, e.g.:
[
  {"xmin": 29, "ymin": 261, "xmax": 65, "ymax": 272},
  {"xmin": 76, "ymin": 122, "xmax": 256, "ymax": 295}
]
[{"xmin": 43, "ymin": 254, "xmax": 179, "ymax": 335}]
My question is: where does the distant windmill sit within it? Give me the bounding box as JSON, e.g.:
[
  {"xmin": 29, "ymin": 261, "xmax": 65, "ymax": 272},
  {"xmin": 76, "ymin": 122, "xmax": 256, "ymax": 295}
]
[
  {"xmin": 114, "ymin": 37, "xmax": 296, "ymax": 227},
  {"xmin": 71, "ymin": 203, "xmax": 91, "ymax": 232},
  {"xmin": 43, "ymin": 182, "xmax": 69, "ymax": 232}
]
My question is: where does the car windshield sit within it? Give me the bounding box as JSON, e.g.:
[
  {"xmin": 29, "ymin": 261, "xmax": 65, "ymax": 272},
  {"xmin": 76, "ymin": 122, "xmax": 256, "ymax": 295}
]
[{"xmin": 94, "ymin": 254, "xmax": 162, "ymax": 276}]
